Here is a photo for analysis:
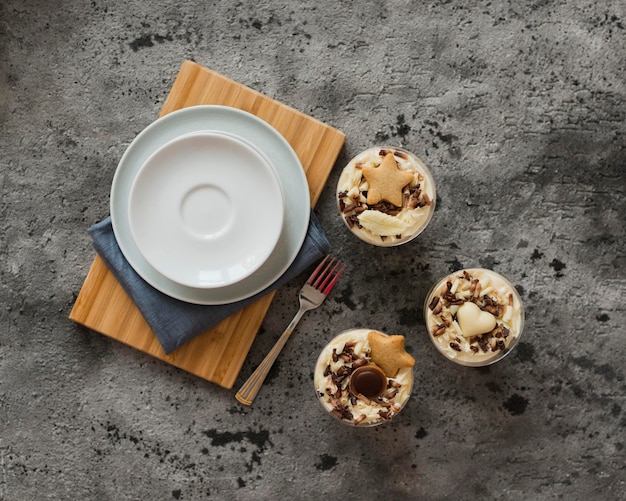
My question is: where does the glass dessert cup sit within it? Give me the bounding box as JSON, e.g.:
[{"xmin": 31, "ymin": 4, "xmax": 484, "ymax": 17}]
[
  {"xmin": 337, "ymin": 145, "xmax": 436, "ymax": 247},
  {"xmin": 314, "ymin": 328, "xmax": 414, "ymax": 427},
  {"xmin": 424, "ymin": 268, "xmax": 525, "ymax": 367}
]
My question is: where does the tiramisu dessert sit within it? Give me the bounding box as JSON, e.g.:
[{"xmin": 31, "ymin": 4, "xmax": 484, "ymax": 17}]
[
  {"xmin": 337, "ymin": 146, "xmax": 435, "ymax": 246},
  {"xmin": 314, "ymin": 329, "xmax": 415, "ymax": 427},
  {"xmin": 424, "ymin": 268, "xmax": 524, "ymax": 366}
]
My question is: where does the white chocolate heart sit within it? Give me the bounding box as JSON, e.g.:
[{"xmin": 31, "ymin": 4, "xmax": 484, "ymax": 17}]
[{"xmin": 456, "ymin": 302, "xmax": 497, "ymax": 338}]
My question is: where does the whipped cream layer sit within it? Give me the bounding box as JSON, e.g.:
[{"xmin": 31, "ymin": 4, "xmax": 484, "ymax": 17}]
[
  {"xmin": 337, "ymin": 146, "xmax": 435, "ymax": 246},
  {"xmin": 425, "ymin": 268, "xmax": 524, "ymax": 366},
  {"xmin": 314, "ymin": 329, "xmax": 413, "ymax": 427}
]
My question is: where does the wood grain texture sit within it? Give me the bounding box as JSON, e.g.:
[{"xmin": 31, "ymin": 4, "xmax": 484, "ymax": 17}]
[{"xmin": 69, "ymin": 60, "xmax": 345, "ymax": 389}]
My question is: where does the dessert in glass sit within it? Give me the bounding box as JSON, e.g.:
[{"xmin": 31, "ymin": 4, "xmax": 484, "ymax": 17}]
[
  {"xmin": 424, "ymin": 268, "xmax": 524, "ymax": 366},
  {"xmin": 314, "ymin": 328, "xmax": 414, "ymax": 427},
  {"xmin": 337, "ymin": 146, "xmax": 435, "ymax": 246}
]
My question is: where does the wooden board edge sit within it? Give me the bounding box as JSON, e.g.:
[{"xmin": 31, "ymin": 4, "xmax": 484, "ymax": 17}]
[{"xmin": 162, "ymin": 60, "xmax": 347, "ymax": 142}]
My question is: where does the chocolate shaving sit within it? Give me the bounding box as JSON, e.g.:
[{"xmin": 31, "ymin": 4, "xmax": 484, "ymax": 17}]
[
  {"xmin": 405, "ymin": 185, "xmax": 427, "ymax": 209},
  {"xmin": 478, "ymin": 335, "xmax": 490, "ymax": 353},
  {"xmin": 336, "ymin": 366, "xmax": 348, "ymax": 377},
  {"xmin": 443, "ymin": 293, "xmax": 464, "ymax": 306},
  {"xmin": 378, "ymin": 409, "xmax": 393, "ymax": 421},
  {"xmin": 330, "ymin": 398, "xmax": 353, "ymax": 421},
  {"xmin": 351, "ymin": 357, "xmax": 368, "ymax": 369},
  {"xmin": 346, "ymin": 215, "xmax": 360, "ymax": 229},
  {"xmin": 432, "ymin": 324, "xmax": 447, "ymax": 337},
  {"xmin": 384, "ymin": 388, "xmax": 398, "ymax": 399},
  {"xmin": 354, "ymin": 414, "xmax": 367, "ymax": 426},
  {"xmin": 394, "ymin": 150, "xmax": 408, "ymax": 159},
  {"xmin": 342, "ymin": 202, "xmax": 358, "ymax": 214},
  {"xmin": 370, "ymin": 200, "xmax": 402, "ymax": 214},
  {"xmin": 428, "ymin": 296, "xmax": 440, "ymax": 311},
  {"xmin": 339, "ymin": 353, "xmax": 352, "ymax": 363},
  {"xmin": 356, "ymin": 393, "xmax": 372, "ymax": 405}
]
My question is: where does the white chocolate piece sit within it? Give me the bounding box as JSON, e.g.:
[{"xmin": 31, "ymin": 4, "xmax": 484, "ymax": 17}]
[
  {"xmin": 357, "ymin": 210, "xmax": 410, "ymax": 236},
  {"xmin": 456, "ymin": 302, "xmax": 497, "ymax": 338}
]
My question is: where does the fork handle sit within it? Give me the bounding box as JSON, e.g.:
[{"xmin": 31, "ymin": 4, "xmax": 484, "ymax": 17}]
[{"xmin": 235, "ymin": 308, "xmax": 306, "ymax": 405}]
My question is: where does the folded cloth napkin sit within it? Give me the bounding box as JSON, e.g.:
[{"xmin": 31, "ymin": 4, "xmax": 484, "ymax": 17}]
[{"xmin": 88, "ymin": 210, "xmax": 330, "ymax": 354}]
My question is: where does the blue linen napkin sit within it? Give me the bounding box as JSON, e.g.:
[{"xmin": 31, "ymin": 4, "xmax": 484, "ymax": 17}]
[{"xmin": 88, "ymin": 210, "xmax": 330, "ymax": 354}]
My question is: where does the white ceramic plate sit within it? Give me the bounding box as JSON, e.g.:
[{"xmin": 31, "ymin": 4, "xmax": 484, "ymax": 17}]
[
  {"xmin": 111, "ymin": 105, "xmax": 310, "ymax": 304},
  {"xmin": 128, "ymin": 131, "xmax": 284, "ymax": 289}
]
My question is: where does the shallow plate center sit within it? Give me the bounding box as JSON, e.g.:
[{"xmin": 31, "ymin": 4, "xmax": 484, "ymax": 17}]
[{"xmin": 181, "ymin": 184, "xmax": 234, "ymax": 239}]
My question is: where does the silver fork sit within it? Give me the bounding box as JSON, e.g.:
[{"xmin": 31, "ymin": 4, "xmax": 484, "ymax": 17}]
[{"xmin": 235, "ymin": 256, "xmax": 345, "ymax": 405}]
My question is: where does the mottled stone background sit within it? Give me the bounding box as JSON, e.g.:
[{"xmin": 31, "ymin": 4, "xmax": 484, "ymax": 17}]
[{"xmin": 1, "ymin": 1, "xmax": 625, "ymax": 499}]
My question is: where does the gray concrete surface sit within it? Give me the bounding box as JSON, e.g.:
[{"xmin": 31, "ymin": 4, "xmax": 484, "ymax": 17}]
[{"xmin": 1, "ymin": 0, "xmax": 625, "ymax": 499}]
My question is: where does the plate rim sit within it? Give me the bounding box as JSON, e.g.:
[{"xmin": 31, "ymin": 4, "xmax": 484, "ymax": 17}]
[
  {"xmin": 111, "ymin": 105, "xmax": 310, "ymax": 305},
  {"xmin": 127, "ymin": 129, "xmax": 285, "ymax": 289}
]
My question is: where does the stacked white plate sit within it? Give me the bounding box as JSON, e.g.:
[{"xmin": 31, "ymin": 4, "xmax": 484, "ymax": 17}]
[{"xmin": 110, "ymin": 105, "xmax": 310, "ymax": 305}]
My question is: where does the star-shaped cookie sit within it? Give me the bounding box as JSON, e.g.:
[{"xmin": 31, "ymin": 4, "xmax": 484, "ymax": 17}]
[
  {"xmin": 367, "ymin": 331, "xmax": 415, "ymax": 378},
  {"xmin": 362, "ymin": 152, "xmax": 414, "ymax": 207}
]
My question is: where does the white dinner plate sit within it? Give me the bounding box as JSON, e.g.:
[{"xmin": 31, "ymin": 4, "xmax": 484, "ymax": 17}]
[
  {"xmin": 128, "ymin": 131, "xmax": 284, "ymax": 289},
  {"xmin": 111, "ymin": 105, "xmax": 310, "ymax": 304}
]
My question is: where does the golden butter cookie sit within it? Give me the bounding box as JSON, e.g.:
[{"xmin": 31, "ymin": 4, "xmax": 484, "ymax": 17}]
[
  {"xmin": 362, "ymin": 152, "xmax": 414, "ymax": 207},
  {"xmin": 367, "ymin": 331, "xmax": 415, "ymax": 377}
]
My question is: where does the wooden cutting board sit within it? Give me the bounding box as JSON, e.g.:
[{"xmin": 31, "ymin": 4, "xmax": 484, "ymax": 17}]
[{"xmin": 69, "ymin": 60, "xmax": 345, "ymax": 389}]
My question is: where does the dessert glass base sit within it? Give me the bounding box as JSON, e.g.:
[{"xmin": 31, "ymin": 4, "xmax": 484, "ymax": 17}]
[
  {"xmin": 314, "ymin": 328, "xmax": 414, "ymax": 427},
  {"xmin": 424, "ymin": 268, "xmax": 524, "ymax": 367},
  {"xmin": 337, "ymin": 146, "xmax": 436, "ymax": 247}
]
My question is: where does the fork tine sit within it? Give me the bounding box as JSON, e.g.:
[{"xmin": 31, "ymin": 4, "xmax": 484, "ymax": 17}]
[
  {"xmin": 309, "ymin": 256, "xmax": 335, "ymax": 289},
  {"xmin": 309, "ymin": 256, "xmax": 344, "ymax": 294},
  {"xmin": 307, "ymin": 255, "xmax": 330, "ymax": 286},
  {"xmin": 312, "ymin": 257, "xmax": 337, "ymax": 289},
  {"xmin": 322, "ymin": 262, "xmax": 345, "ymax": 294},
  {"xmin": 317, "ymin": 259, "xmax": 340, "ymax": 290}
]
